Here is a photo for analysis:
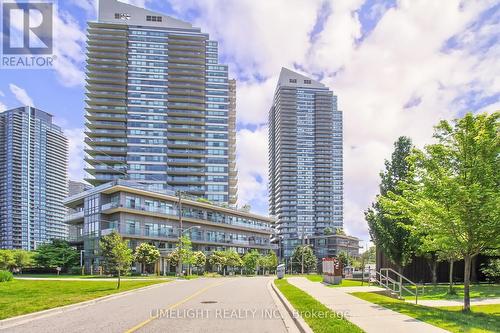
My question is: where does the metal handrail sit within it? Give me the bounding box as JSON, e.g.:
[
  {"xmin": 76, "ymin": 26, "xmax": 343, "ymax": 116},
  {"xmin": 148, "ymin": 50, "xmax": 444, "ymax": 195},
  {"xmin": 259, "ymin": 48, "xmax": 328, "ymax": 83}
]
[{"xmin": 376, "ymin": 268, "xmax": 419, "ymax": 304}]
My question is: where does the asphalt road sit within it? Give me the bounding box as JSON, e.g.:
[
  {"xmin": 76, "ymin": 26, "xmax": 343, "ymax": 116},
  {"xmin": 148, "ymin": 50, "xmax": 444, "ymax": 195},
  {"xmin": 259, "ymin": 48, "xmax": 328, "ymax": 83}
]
[{"xmin": 2, "ymin": 277, "xmax": 290, "ymax": 333}]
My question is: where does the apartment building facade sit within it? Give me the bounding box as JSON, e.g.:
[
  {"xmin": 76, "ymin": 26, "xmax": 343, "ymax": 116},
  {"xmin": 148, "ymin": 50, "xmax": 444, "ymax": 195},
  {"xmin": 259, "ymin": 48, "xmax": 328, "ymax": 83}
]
[
  {"xmin": 65, "ymin": 180, "xmax": 274, "ymax": 274},
  {"xmin": 0, "ymin": 107, "xmax": 68, "ymax": 250},
  {"xmin": 85, "ymin": 0, "xmax": 237, "ymax": 204},
  {"xmin": 269, "ymin": 68, "xmax": 344, "ymax": 258}
]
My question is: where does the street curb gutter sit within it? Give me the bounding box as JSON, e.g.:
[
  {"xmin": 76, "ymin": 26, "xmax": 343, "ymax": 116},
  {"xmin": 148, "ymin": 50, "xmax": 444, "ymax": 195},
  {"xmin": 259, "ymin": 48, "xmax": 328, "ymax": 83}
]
[
  {"xmin": 270, "ymin": 280, "xmax": 313, "ymax": 333},
  {"xmin": 0, "ymin": 280, "xmax": 173, "ymax": 329}
]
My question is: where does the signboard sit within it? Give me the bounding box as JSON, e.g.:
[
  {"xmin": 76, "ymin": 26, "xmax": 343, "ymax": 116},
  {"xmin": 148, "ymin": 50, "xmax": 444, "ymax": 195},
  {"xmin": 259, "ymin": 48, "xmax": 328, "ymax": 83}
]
[{"xmin": 322, "ymin": 257, "xmax": 343, "ymax": 285}]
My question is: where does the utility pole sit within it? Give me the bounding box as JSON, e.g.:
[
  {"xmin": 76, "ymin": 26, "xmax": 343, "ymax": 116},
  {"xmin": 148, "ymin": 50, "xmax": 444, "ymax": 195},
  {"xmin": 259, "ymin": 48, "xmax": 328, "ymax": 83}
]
[
  {"xmin": 177, "ymin": 191, "xmax": 183, "ymax": 276},
  {"xmin": 301, "ymin": 234, "xmax": 306, "ymax": 275}
]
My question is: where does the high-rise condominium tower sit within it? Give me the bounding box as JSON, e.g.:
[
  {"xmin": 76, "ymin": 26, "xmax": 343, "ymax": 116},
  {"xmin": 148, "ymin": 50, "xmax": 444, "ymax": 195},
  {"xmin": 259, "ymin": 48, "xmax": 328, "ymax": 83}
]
[
  {"xmin": 269, "ymin": 68, "xmax": 343, "ymax": 258},
  {"xmin": 0, "ymin": 107, "xmax": 68, "ymax": 250},
  {"xmin": 85, "ymin": 0, "xmax": 236, "ymax": 204}
]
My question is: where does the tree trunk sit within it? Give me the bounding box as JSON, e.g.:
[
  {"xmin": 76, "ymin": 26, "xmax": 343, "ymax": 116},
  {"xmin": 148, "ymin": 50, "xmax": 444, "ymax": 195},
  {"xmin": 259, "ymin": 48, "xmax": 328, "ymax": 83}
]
[
  {"xmin": 117, "ymin": 270, "xmax": 121, "ymax": 289},
  {"xmin": 396, "ymin": 264, "xmax": 403, "ymax": 275},
  {"xmin": 431, "ymin": 260, "xmax": 438, "ymax": 287},
  {"xmin": 448, "ymin": 260, "xmax": 454, "ymax": 294},
  {"xmin": 463, "ymin": 255, "xmax": 471, "ymax": 312},
  {"xmin": 471, "ymin": 255, "xmax": 477, "ymax": 283}
]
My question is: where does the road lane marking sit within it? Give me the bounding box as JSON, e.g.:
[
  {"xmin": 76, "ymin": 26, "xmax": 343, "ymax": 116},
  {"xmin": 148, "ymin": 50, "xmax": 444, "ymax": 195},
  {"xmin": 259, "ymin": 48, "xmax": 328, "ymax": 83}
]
[{"xmin": 124, "ymin": 281, "xmax": 226, "ymax": 333}]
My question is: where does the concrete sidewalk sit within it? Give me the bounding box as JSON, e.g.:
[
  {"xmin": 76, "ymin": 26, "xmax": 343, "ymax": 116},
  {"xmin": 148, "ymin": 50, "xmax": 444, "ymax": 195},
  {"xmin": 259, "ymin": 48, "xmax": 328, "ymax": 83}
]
[
  {"xmin": 410, "ymin": 297, "xmax": 500, "ymax": 307},
  {"xmin": 287, "ymin": 277, "xmax": 448, "ymax": 333}
]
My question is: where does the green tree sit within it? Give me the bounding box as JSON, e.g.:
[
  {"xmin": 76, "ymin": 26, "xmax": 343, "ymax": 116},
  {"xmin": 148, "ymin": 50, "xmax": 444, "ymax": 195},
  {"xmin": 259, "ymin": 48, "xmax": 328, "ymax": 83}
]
[
  {"xmin": 365, "ymin": 136, "xmax": 418, "ymax": 273},
  {"xmin": 291, "ymin": 245, "xmax": 317, "ymax": 274},
  {"xmin": 176, "ymin": 235, "xmax": 193, "ymax": 275},
  {"xmin": 481, "ymin": 259, "xmax": 500, "ymax": 283},
  {"xmin": 335, "ymin": 228, "xmax": 346, "ymax": 236},
  {"xmin": 337, "ymin": 251, "xmax": 351, "ymax": 268},
  {"xmin": 166, "ymin": 249, "xmax": 180, "ymax": 267},
  {"xmin": 361, "ymin": 246, "xmax": 376, "ymax": 264},
  {"xmin": 192, "ymin": 251, "xmax": 206, "ymax": 274},
  {"xmin": 436, "ymin": 243, "xmax": 463, "ymax": 294},
  {"xmin": 351, "ymin": 258, "xmax": 363, "ymax": 270},
  {"xmin": 242, "ymin": 250, "xmax": 261, "ymax": 275},
  {"xmin": 209, "ymin": 251, "xmax": 227, "ymax": 274},
  {"xmin": 381, "ymin": 112, "xmax": 500, "ymax": 311},
  {"xmin": 264, "ymin": 252, "xmax": 278, "ymax": 273},
  {"xmin": 12, "ymin": 250, "xmax": 34, "ymax": 274},
  {"xmin": 34, "ymin": 240, "xmax": 79, "ymax": 271},
  {"xmin": 323, "ymin": 227, "xmax": 333, "ymax": 235},
  {"xmin": 0, "ymin": 250, "xmax": 14, "ymax": 271},
  {"xmin": 134, "ymin": 243, "xmax": 160, "ymax": 274},
  {"xmin": 100, "ymin": 231, "xmax": 133, "ymax": 289},
  {"xmin": 224, "ymin": 250, "xmax": 243, "ymax": 274}
]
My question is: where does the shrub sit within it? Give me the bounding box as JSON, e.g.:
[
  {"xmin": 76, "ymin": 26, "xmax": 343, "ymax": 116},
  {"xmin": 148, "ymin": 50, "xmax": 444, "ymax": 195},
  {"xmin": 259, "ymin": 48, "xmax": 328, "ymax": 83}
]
[
  {"xmin": 69, "ymin": 266, "xmax": 83, "ymax": 275},
  {"xmin": 0, "ymin": 270, "xmax": 13, "ymax": 282}
]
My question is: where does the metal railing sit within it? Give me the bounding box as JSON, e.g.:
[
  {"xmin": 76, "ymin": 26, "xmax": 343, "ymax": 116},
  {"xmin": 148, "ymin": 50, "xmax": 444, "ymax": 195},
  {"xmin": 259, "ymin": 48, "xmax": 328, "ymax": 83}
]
[{"xmin": 375, "ymin": 268, "xmax": 420, "ymax": 304}]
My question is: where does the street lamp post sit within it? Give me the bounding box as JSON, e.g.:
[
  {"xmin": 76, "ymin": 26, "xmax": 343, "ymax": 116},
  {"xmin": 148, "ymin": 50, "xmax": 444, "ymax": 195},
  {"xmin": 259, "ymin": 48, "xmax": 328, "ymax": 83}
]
[
  {"xmin": 80, "ymin": 250, "xmax": 85, "ymax": 275},
  {"xmin": 177, "ymin": 225, "xmax": 201, "ymax": 276},
  {"xmin": 301, "ymin": 235, "xmax": 308, "ymax": 275},
  {"xmin": 177, "ymin": 191, "xmax": 183, "ymax": 276}
]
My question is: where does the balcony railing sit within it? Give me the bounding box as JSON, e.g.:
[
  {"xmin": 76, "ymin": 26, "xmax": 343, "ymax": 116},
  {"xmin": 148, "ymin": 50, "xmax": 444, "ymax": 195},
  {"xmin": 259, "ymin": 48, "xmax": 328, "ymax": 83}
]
[
  {"xmin": 64, "ymin": 210, "xmax": 84, "ymax": 222},
  {"xmin": 101, "ymin": 224, "xmax": 271, "ymax": 247}
]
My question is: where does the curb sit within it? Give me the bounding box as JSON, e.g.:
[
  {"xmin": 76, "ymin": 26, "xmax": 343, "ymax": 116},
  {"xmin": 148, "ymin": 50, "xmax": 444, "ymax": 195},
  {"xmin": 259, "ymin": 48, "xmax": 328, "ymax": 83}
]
[
  {"xmin": 271, "ymin": 280, "xmax": 313, "ymax": 333},
  {"xmin": 0, "ymin": 280, "xmax": 173, "ymax": 329}
]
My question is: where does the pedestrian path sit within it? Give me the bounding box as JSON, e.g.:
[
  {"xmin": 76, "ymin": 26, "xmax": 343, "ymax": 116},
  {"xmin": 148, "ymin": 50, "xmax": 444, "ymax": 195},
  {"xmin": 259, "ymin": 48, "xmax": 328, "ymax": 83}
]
[
  {"xmin": 287, "ymin": 277, "xmax": 448, "ymax": 333},
  {"xmin": 410, "ymin": 297, "xmax": 500, "ymax": 307}
]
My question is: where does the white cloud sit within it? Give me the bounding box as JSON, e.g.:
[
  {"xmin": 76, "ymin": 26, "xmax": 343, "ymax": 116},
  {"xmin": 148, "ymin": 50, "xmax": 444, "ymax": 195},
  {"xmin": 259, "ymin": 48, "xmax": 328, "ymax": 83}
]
[
  {"xmin": 0, "ymin": 90, "xmax": 5, "ymax": 112},
  {"xmin": 71, "ymin": 0, "xmax": 152, "ymax": 15},
  {"xmin": 169, "ymin": 0, "xmax": 324, "ymax": 79},
  {"xmin": 236, "ymin": 77, "xmax": 277, "ymax": 126},
  {"xmin": 170, "ymin": 0, "xmax": 499, "ymax": 242},
  {"xmin": 236, "ymin": 126, "xmax": 269, "ymax": 213},
  {"xmin": 52, "ymin": 10, "xmax": 87, "ymax": 87},
  {"xmin": 122, "ymin": 0, "xmax": 152, "ymax": 7},
  {"xmin": 9, "ymin": 84, "xmax": 34, "ymax": 107},
  {"xmin": 64, "ymin": 127, "xmax": 86, "ymax": 181}
]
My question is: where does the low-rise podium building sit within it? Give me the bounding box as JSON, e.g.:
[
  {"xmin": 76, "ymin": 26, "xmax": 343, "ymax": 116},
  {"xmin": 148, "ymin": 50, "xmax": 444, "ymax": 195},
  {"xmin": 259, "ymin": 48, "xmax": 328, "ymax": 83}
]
[{"xmin": 64, "ymin": 180, "xmax": 275, "ymax": 273}]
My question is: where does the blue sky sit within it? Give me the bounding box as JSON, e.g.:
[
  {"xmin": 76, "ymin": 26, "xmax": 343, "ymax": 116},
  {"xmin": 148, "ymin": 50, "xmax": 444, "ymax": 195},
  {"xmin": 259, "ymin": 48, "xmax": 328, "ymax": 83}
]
[{"xmin": 1, "ymin": 0, "xmax": 498, "ymax": 244}]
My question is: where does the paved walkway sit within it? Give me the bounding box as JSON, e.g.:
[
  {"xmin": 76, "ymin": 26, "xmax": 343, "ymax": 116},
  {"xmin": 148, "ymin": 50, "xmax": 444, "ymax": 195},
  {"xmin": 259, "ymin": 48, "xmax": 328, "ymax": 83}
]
[
  {"xmin": 410, "ymin": 297, "xmax": 500, "ymax": 307},
  {"xmin": 287, "ymin": 277, "xmax": 448, "ymax": 333}
]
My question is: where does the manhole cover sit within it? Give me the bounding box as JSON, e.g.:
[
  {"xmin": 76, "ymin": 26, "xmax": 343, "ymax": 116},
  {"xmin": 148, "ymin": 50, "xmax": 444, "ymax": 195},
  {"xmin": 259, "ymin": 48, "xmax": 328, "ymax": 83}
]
[{"xmin": 200, "ymin": 301, "xmax": 218, "ymax": 304}]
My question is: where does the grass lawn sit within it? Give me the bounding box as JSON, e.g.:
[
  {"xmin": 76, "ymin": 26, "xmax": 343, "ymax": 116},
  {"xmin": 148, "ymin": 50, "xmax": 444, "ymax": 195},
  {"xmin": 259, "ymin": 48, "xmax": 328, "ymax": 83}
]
[
  {"xmin": 328, "ymin": 279, "xmax": 367, "ymax": 288},
  {"xmin": 403, "ymin": 284, "xmax": 500, "ymax": 300},
  {"xmin": 304, "ymin": 274, "xmax": 323, "ymax": 282},
  {"xmin": 275, "ymin": 279, "xmax": 363, "ymax": 333},
  {"xmin": 351, "ymin": 291, "xmax": 500, "ymax": 333},
  {"xmin": 439, "ymin": 304, "xmax": 500, "ymax": 317},
  {"xmin": 0, "ymin": 279, "xmax": 167, "ymax": 320},
  {"xmin": 15, "ymin": 274, "xmax": 169, "ymax": 279}
]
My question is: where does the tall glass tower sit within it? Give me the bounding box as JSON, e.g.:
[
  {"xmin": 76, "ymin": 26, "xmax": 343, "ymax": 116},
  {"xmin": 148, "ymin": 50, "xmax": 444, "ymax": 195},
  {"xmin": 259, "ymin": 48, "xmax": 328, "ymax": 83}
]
[
  {"xmin": 0, "ymin": 107, "xmax": 68, "ymax": 250},
  {"xmin": 269, "ymin": 68, "xmax": 343, "ymax": 258},
  {"xmin": 85, "ymin": 0, "xmax": 236, "ymax": 204}
]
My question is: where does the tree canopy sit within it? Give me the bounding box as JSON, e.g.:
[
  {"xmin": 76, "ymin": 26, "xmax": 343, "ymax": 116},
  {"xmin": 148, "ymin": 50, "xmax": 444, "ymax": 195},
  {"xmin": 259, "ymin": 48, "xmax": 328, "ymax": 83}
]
[
  {"xmin": 34, "ymin": 240, "xmax": 79, "ymax": 271},
  {"xmin": 134, "ymin": 243, "xmax": 160, "ymax": 274},
  {"xmin": 100, "ymin": 231, "xmax": 133, "ymax": 288},
  {"xmin": 381, "ymin": 112, "xmax": 499, "ymax": 311},
  {"xmin": 291, "ymin": 245, "xmax": 317, "ymax": 273},
  {"xmin": 365, "ymin": 136, "xmax": 418, "ymax": 272}
]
